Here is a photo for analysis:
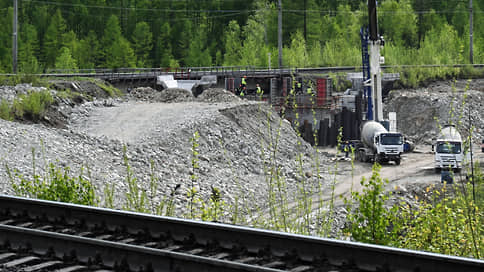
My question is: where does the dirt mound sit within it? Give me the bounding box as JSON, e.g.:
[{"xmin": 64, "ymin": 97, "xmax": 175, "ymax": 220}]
[
  {"xmin": 153, "ymin": 88, "xmax": 194, "ymax": 103},
  {"xmin": 197, "ymin": 88, "xmax": 241, "ymax": 103},
  {"xmin": 384, "ymin": 79, "xmax": 484, "ymax": 144},
  {"xmin": 50, "ymin": 79, "xmax": 112, "ymax": 99},
  {"xmin": 128, "ymin": 87, "xmax": 158, "ymax": 101}
]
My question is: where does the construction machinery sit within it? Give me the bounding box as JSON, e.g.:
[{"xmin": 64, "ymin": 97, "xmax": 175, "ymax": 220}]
[
  {"xmin": 433, "ymin": 125, "xmax": 464, "ymax": 172},
  {"xmin": 356, "ymin": 121, "xmax": 404, "ymax": 165},
  {"xmin": 353, "ymin": 0, "xmax": 405, "ymax": 165}
]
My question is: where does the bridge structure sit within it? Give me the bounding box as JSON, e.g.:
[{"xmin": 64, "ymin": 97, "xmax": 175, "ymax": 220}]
[
  {"xmin": 2, "ymin": 64, "xmax": 483, "ymax": 146},
  {"xmin": 1, "ymin": 65, "xmax": 407, "ymax": 146}
]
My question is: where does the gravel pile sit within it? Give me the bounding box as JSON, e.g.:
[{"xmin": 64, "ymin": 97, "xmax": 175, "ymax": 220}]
[
  {"xmin": 197, "ymin": 88, "xmax": 241, "ymax": 103},
  {"xmin": 0, "ymin": 83, "xmax": 327, "ymax": 219},
  {"xmin": 129, "ymin": 87, "xmax": 241, "ymax": 104},
  {"xmin": 153, "ymin": 88, "xmax": 194, "ymax": 103},
  {"xmin": 0, "ymin": 84, "xmax": 51, "ymax": 103},
  {"xmin": 384, "ymin": 79, "xmax": 484, "ymax": 144},
  {"xmin": 128, "ymin": 87, "xmax": 159, "ymax": 101}
]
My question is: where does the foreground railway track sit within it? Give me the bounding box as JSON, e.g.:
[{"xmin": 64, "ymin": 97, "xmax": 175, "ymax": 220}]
[{"xmin": 0, "ymin": 195, "xmax": 482, "ymax": 272}]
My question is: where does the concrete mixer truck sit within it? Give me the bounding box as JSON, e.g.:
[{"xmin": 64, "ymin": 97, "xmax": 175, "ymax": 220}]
[
  {"xmin": 355, "ymin": 121, "xmax": 404, "ymax": 165},
  {"xmin": 432, "ymin": 125, "xmax": 464, "ymax": 172}
]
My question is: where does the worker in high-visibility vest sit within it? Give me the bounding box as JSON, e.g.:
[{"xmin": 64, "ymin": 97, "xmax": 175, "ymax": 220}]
[
  {"xmin": 256, "ymin": 84, "xmax": 262, "ymax": 95},
  {"xmin": 306, "ymin": 86, "xmax": 313, "ymax": 95},
  {"xmin": 296, "ymin": 81, "xmax": 302, "ymax": 93},
  {"xmin": 241, "ymin": 76, "xmax": 247, "ymax": 90}
]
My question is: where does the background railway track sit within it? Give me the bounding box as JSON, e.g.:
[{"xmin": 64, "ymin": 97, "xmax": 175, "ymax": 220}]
[{"xmin": 1, "ymin": 195, "xmax": 482, "ymax": 272}]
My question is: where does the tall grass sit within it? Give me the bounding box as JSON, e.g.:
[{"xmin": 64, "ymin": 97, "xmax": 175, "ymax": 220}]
[{"xmin": 5, "ymin": 83, "xmax": 483, "ymax": 259}]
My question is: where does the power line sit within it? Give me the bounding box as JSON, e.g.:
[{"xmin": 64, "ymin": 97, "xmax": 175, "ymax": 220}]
[
  {"xmin": 21, "ymin": 0, "xmax": 257, "ymax": 13},
  {"xmin": 17, "ymin": 0, "xmax": 484, "ymax": 18}
]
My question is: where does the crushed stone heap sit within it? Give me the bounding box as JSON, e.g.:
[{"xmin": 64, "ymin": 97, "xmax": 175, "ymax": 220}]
[
  {"xmin": 0, "ymin": 84, "xmax": 329, "ymax": 218},
  {"xmin": 384, "ymin": 79, "xmax": 484, "ymax": 144}
]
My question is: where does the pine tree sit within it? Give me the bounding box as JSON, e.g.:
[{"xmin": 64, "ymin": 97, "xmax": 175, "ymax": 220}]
[
  {"xmin": 155, "ymin": 22, "xmax": 175, "ymax": 67},
  {"xmin": 19, "ymin": 24, "xmax": 40, "ymax": 73},
  {"xmin": 132, "ymin": 21, "xmax": 153, "ymax": 67},
  {"xmin": 240, "ymin": 17, "xmax": 268, "ymax": 67},
  {"xmin": 55, "ymin": 47, "xmax": 78, "ymax": 72},
  {"xmin": 102, "ymin": 15, "xmax": 136, "ymax": 68},
  {"xmin": 42, "ymin": 9, "xmax": 67, "ymax": 68},
  {"xmin": 78, "ymin": 31, "xmax": 101, "ymax": 69},
  {"xmin": 0, "ymin": 7, "xmax": 13, "ymax": 72},
  {"xmin": 223, "ymin": 20, "xmax": 242, "ymax": 66}
]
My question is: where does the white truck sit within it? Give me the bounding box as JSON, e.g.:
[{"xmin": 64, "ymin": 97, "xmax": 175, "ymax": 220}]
[
  {"xmin": 433, "ymin": 125, "xmax": 464, "ymax": 172},
  {"xmin": 356, "ymin": 121, "xmax": 404, "ymax": 165}
]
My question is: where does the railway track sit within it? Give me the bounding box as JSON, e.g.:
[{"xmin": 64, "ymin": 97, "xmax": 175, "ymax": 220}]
[{"xmin": 0, "ymin": 195, "xmax": 482, "ymax": 272}]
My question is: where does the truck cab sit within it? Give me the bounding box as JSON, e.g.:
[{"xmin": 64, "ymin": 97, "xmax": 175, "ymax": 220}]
[
  {"xmin": 434, "ymin": 140, "xmax": 463, "ymax": 171},
  {"xmin": 374, "ymin": 133, "xmax": 404, "ymax": 165},
  {"xmin": 433, "ymin": 125, "xmax": 463, "ymax": 172}
]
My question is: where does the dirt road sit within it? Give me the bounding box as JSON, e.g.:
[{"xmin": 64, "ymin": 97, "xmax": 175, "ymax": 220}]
[{"xmin": 319, "ymin": 145, "xmax": 484, "ymax": 207}]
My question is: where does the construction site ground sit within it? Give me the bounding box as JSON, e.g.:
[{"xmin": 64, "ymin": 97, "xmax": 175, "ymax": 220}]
[{"xmin": 0, "ymin": 79, "xmax": 483, "ymax": 234}]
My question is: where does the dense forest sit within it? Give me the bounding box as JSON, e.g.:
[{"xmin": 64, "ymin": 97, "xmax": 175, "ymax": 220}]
[{"xmin": 0, "ymin": 0, "xmax": 483, "ymax": 76}]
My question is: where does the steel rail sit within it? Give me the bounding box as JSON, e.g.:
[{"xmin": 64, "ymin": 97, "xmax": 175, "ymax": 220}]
[
  {"xmin": 1, "ymin": 195, "xmax": 483, "ymax": 272},
  {"xmin": 0, "ymin": 224, "xmax": 283, "ymax": 272}
]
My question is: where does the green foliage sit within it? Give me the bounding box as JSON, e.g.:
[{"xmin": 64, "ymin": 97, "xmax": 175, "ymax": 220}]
[
  {"xmin": 132, "ymin": 21, "xmax": 153, "ymax": 67},
  {"xmin": 92, "ymin": 80, "xmax": 122, "ymax": 97},
  {"xmin": 42, "ymin": 9, "xmax": 67, "ymax": 68},
  {"xmin": 7, "ymin": 148, "xmax": 96, "ymax": 206},
  {"xmin": 379, "ymin": 0, "xmax": 418, "ymax": 47},
  {"xmin": 0, "ymin": 0, "xmax": 481, "ymax": 78},
  {"xmin": 0, "ymin": 99, "xmax": 13, "ymax": 121},
  {"xmin": 187, "ymin": 130, "xmax": 200, "ymax": 219},
  {"xmin": 344, "ymin": 164, "xmax": 401, "ymax": 245},
  {"xmin": 223, "ymin": 20, "xmax": 242, "ymax": 66},
  {"xmin": 10, "ymin": 90, "xmax": 53, "ymax": 121},
  {"xmin": 398, "ymin": 181, "xmax": 483, "ymax": 258},
  {"xmin": 55, "ymin": 47, "xmax": 78, "ymax": 72},
  {"xmin": 122, "ymin": 145, "xmax": 149, "ymax": 213}
]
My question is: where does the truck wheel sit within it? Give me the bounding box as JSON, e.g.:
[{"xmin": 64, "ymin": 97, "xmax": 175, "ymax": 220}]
[{"xmin": 395, "ymin": 159, "xmax": 401, "ymax": 165}]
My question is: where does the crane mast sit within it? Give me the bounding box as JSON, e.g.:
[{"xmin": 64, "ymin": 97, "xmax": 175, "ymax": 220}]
[{"xmin": 367, "ymin": 0, "xmax": 384, "ymax": 121}]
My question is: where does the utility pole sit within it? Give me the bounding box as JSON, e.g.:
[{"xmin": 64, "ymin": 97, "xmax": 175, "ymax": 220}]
[
  {"xmin": 12, "ymin": 0, "xmax": 18, "ymax": 74},
  {"xmin": 469, "ymin": 0, "xmax": 473, "ymax": 64},
  {"xmin": 278, "ymin": 0, "xmax": 283, "ymax": 68}
]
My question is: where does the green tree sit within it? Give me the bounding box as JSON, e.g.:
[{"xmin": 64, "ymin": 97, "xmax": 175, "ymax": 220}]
[
  {"xmin": 19, "ymin": 24, "xmax": 40, "ymax": 73},
  {"xmin": 42, "ymin": 9, "xmax": 67, "ymax": 68},
  {"xmin": 284, "ymin": 31, "xmax": 308, "ymax": 67},
  {"xmin": 132, "ymin": 21, "xmax": 153, "ymax": 67},
  {"xmin": 379, "ymin": 0, "xmax": 418, "ymax": 47},
  {"xmin": 78, "ymin": 31, "xmax": 101, "ymax": 69},
  {"xmin": 55, "ymin": 47, "xmax": 78, "ymax": 72},
  {"xmin": 240, "ymin": 17, "xmax": 268, "ymax": 67},
  {"xmin": 223, "ymin": 20, "xmax": 242, "ymax": 66},
  {"xmin": 186, "ymin": 21, "xmax": 211, "ymax": 67},
  {"xmin": 102, "ymin": 15, "xmax": 136, "ymax": 68},
  {"xmin": 155, "ymin": 22, "xmax": 175, "ymax": 67},
  {"xmin": 0, "ymin": 7, "xmax": 13, "ymax": 72}
]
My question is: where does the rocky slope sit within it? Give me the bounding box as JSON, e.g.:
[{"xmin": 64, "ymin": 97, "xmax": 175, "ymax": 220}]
[
  {"xmin": 0, "ymin": 83, "xmax": 329, "ymax": 219},
  {"xmin": 384, "ymin": 79, "xmax": 484, "ymax": 144}
]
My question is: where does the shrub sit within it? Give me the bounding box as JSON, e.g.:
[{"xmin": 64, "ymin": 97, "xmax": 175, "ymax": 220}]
[
  {"xmin": 10, "ymin": 90, "xmax": 54, "ymax": 121},
  {"xmin": 344, "ymin": 164, "xmax": 401, "ymax": 245},
  {"xmin": 7, "ymin": 148, "xmax": 96, "ymax": 206},
  {"xmin": 0, "ymin": 100, "xmax": 13, "ymax": 121}
]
